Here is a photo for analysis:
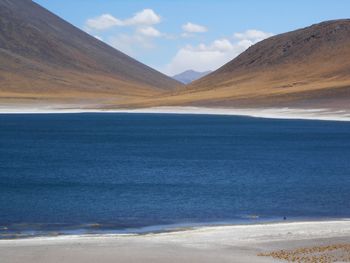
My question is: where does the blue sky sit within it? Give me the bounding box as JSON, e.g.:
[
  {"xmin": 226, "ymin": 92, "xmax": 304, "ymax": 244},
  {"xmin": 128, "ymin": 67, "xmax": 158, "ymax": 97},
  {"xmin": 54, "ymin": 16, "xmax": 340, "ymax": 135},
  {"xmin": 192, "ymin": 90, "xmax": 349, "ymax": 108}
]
[{"xmin": 34, "ymin": 0, "xmax": 350, "ymax": 76}]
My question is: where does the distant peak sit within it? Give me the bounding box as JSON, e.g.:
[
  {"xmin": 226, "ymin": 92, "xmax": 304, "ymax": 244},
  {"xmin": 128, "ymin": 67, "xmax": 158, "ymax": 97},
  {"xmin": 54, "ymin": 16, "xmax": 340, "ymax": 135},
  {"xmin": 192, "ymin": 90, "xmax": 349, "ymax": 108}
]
[{"xmin": 172, "ymin": 70, "xmax": 212, "ymax": 84}]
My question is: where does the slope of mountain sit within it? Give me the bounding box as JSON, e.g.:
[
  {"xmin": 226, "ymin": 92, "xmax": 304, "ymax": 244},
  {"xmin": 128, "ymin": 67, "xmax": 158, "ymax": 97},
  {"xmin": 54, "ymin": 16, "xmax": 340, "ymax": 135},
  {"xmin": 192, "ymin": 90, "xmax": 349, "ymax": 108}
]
[
  {"xmin": 0, "ymin": 0, "xmax": 181, "ymax": 107},
  {"xmin": 131, "ymin": 19, "xmax": 350, "ymax": 109},
  {"xmin": 172, "ymin": 70, "xmax": 211, "ymax": 84}
]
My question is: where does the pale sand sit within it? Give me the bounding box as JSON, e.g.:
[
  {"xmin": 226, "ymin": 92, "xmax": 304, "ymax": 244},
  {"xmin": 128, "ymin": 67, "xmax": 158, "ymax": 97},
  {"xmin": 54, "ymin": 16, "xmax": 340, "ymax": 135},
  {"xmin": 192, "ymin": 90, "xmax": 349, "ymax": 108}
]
[
  {"xmin": 1, "ymin": 220, "xmax": 350, "ymax": 263},
  {"xmin": 1, "ymin": 105, "xmax": 350, "ymax": 121},
  {"xmin": 107, "ymin": 106, "xmax": 350, "ymax": 121}
]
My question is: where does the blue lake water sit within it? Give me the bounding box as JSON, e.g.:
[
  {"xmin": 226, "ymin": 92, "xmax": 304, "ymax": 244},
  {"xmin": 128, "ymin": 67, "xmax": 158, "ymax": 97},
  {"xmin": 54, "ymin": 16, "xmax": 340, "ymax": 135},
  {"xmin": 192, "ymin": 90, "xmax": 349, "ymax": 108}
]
[{"xmin": 1, "ymin": 113, "xmax": 350, "ymax": 238}]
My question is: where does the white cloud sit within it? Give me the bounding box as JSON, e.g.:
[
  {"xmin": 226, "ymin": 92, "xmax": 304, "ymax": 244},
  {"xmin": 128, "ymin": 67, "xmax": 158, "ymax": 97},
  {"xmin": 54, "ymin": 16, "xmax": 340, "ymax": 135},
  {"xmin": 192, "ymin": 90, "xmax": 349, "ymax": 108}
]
[
  {"xmin": 86, "ymin": 14, "xmax": 122, "ymax": 30},
  {"xmin": 164, "ymin": 29, "xmax": 274, "ymax": 75},
  {"xmin": 85, "ymin": 9, "xmax": 161, "ymax": 31},
  {"xmin": 164, "ymin": 39, "xmax": 245, "ymax": 75},
  {"xmin": 124, "ymin": 9, "xmax": 161, "ymax": 26},
  {"xmin": 182, "ymin": 22, "xmax": 208, "ymax": 33},
  {"xmin": 108, "ymin": 34, "xmax": 155, "ymax": 56},
  {"xmin": 137, "ymin": 26, "xmax": 161, "ymax": 37},
  {"xmin": 211, "ymin": 39, "xmax": 234, "ymax": 51},
  {"xmin": 234, "ymin": 29, "xmax": 274, "ymax": 42},
  {"xmin": 86, "ymin": 9, "xmax": 163, "ymax": 54},
  {"xmin": 181, "ymin": 32, "xmax": 192, "ymax": 38}
]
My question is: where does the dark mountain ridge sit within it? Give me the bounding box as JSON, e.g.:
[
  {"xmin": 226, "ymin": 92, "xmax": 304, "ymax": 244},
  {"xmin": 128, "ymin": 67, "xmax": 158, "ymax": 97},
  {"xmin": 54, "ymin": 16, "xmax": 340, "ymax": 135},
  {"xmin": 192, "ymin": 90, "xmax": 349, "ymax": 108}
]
[
  {"xmin": 0, "ymin": 0, "xmax": 181, "ymax": 105},
  {"xmin": 134, "ymin": 19, "xmax": 350, "ymax": 109}
]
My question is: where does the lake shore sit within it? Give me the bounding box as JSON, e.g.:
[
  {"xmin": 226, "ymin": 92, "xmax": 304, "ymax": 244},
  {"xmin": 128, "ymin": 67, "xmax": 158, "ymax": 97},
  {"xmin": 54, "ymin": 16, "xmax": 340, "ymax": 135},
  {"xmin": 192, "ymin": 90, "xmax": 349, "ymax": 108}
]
[
  {"xmin": 1, "ymin": 220, "xmax": 350, "ymax": 263},
  {"xmin": 1, "ymin": 105, "xmax": 350, "ymax": 121}
]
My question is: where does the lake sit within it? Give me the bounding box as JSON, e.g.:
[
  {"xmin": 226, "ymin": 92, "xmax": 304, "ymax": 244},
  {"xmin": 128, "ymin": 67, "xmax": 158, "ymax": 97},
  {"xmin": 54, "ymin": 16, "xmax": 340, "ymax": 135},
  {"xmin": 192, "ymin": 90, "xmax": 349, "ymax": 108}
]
[{"xmin": 1, "ymin": 113, "xmax": 350, "ymax": 238}]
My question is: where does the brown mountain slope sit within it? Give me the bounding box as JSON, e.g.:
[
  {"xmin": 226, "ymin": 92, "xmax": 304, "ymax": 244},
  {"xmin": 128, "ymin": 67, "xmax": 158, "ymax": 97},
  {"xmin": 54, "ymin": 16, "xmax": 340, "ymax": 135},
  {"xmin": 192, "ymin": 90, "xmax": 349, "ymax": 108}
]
[
  {"xmin": 127, "ymin": 19, "xmax": 350, "ymax": 109},
  {"xmin": 0, "ymin": 0, "xmax": 181, "ymax": 107}
]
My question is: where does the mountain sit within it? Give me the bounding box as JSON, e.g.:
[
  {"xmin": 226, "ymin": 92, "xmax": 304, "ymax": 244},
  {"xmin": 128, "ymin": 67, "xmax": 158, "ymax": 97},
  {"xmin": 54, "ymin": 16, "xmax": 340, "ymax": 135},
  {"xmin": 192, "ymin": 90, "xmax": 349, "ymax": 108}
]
[
  {"xmin": 2, "ymin": 2, "xmax": 349, "ymax": 111},
  {"xmin": 0, "ymin": 0, "xmax": 181, "ymax": 107},
  {"xmin": 172, "ymin": 70, "xmax": 211, "ymax": 84},
  {"xmin": 135, "ymin": 20, "xmax": 350, "ymax": 109}
]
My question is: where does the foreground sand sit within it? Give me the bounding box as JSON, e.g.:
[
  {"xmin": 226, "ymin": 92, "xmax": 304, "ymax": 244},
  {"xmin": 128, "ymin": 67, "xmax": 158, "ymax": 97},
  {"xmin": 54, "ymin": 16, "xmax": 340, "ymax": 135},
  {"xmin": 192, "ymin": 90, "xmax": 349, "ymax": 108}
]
[
  {"xmin": 1, "ymin": 105, "xmax": 350, "ymax": 121},
  {"xmin": 1, "ymin": 220, "xmax": 350, "ymax": 263}
]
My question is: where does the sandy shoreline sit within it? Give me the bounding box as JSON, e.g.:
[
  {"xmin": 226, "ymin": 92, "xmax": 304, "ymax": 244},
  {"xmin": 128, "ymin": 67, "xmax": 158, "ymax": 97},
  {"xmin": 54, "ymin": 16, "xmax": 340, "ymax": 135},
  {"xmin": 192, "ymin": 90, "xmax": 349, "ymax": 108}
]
[
  {"xmin": 1, "ymin": 106, "xmax": 350, "ymax": 121},
  {"xmin": 1, "ymin": 220, "xmax": 350, "ymax": 262}
]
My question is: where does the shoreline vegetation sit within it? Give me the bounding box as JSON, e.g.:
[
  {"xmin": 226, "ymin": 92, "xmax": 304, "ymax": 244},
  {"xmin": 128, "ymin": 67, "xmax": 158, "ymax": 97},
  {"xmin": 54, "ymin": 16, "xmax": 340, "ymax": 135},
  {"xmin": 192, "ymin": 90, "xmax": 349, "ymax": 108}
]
[
  {"xmin": 1, "ymin": 220, "xmax": 350, "ymax": 262},
  {"xmin": 0, "ymin": 106, "xmax": 350, "ymax": 121}
]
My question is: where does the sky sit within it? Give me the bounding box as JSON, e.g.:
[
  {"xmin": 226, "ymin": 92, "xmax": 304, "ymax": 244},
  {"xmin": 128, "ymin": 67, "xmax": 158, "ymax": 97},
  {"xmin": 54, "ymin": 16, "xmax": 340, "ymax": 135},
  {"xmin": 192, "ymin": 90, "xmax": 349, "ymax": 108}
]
[{"xmin": 34, "ymin": 0, "xmax": 350, "ymax": 76}]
